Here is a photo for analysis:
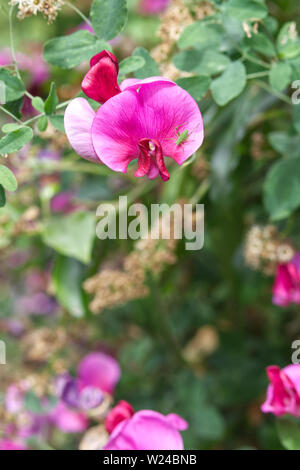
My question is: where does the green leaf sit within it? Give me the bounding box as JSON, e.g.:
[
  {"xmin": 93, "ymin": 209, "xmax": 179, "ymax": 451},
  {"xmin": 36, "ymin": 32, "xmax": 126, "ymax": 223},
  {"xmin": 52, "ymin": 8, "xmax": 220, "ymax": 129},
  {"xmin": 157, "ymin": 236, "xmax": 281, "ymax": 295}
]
[
  {"xmin": 210, "ymin": 61, "xmax": 247, "ymax": 106},
  {"xmin": 37, "ymin": 116, "xmax": 48, "ymax": 132},
  {"xmin": 42, "ymin": 211, "xmax": 95, "ymax": 264},
  {"xmin": 31, "ymin": 96, "xmax": 45, "ymax": 113},
  {"xmin": 174, "ymin": 50, "xmax": 231, "ymax": 76},
  {"xmin": 132, "ymin": 47, "xmax": 160, "ymax": 79},
  {"xmin": 243, "ymin": 32, "xmax": 276, "ymax": 57},
  {"xmin": 49, "ymin": 115, "xmax": 65, "ymax": 133},
  {"xmin": 264, "ymin": 156, "xmax": 300, "ymax": 220},
  {"xmin": 178, "ymin": 22, "xmax": 223, "ymax": 50},
  {"xmin": 0, "ymin": 165, "xmax": 17, "ymax": 191},
  {"xmin": 0, "ymin": 68, "xmax": 25, "ymax": 103},
  {"xmin": 44, "ymin": 82, "xmax": 58, "ymax": 115},
  {"xmin": 224, "ymin": 0, "xmax": 268, "ymax": 22},
  {"xmin": 277, "ymin": 22, "xmax": 300, "ymax": 60},
  {"xmin": 176, "ymin": 76, "xmax": 211, "ymax": 101},
  {"xmin": 0, "ymin": 184, "xmax": 6, "ymax": 207},
  {"xmin": 277, "ymin": 419, "xmax": 300, "ymax": 450},
  {"xmin": 1, "ymin": 123, "xmax": 21, "ymax": 133},
  {"xmin": 268, "ymin": 132, "xmax": 300, "ymax": 157},
  {"xmin": 52, "ymin": 255, "xmax": 86, "ymax": 318},
  {"xmin": 44, "ymin": 31, "xmax": 109, "ymax": 69},
  {"xmin": 119, "ymin": 56, "xmax": 146, "ymax": 75},
  {"xmin": 269, "ymin": 62, "xmax": 292, "ymax": 92},
  {"xmin": 0, "ymin": 126, "xmax": 33, "ymax": 156},
  {"xmin": 90, "ymin": 0, "xmax": 128, "ymax": 41}
]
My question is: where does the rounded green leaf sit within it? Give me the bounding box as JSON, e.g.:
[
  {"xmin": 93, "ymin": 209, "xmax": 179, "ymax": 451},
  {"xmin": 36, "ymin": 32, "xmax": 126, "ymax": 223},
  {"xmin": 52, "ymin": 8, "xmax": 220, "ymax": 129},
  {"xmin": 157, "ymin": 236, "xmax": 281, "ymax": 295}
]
[
  {"xmin": 42, "ymin": 211, "xmax": 95, "ymax": 264},
  {"xmin": 277, "ymin": 22, "xmax": 300, "ymax": 60},
  {"xmin": 52, "ymin": 255, "xmax": 86, "ymax": 318},
  {"xmin": 0, "ymin": 68, "xmax": 25, "ymax": 103},
  {"xmin": 269, "ymin": 62, "xmax": 292, "ymax": 92},
  {"xmin": 178, "ymin": 22, "xmax": 223, "ymax": 50},
  {"xmin": 264, "ymin": 156, "xmax": 300, "ymax": 220},
  {"xmin": 31, "ymin": 96, "xmax": 45, "ymax": 113},
  {"xmin": 210, "ymin": 61, "xmax": 247, "ymax": 106},
  {"xmin": 90, "ymin": 0, "xmax": 128, "ymax": 41},
  {"xmin": 38, "ymin": 116, "xmax": 48, "ymax": 132},
  {"xmin": 0, "ymin": 126, "xmax": 33, "ymax": 156},
  {"xmin": 176, "ymin": 76, "xmax": 211, "ymax": 101},
  {"xmin": 132, "ymin": 47, "xmax": 160, "ymax": 79},
  {"xmin": 224, "ymin": 0, "xmax": 268, "ymax": 22},
  {"xmin": 0, "ymin": 165, "xmax": 17, "ymax": 192},
  {"xmin": 43, "ymin": 31, "xmax": 109, "ymax": 68},
  {"xmin": 174, "ymin": 50, "xmax": 231, "ymax": 76},
  {"xmin": 119, "ymin": 56, "xmax": 146, "ymax": 75}
]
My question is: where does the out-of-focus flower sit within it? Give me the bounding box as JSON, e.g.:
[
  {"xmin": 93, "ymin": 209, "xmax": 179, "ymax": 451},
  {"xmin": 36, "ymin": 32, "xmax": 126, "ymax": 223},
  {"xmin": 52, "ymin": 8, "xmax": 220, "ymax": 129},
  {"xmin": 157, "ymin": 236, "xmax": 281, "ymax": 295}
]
[
  {"xmin": 49, "ymin": 401, "xmax": 88, "ymax": 433},
  {"xmin": 10, "ymin": 0, "xmax": 64, "ymax": 23},
  {"xmin": 0, "ymin": 47, "xmax": 49, "ymax": 87},
  {"xmin": 52, "ymin": 353, "xmax": 121, "ymax": 432},
  {"xmin": 244, "ymin": 225, "xmax": 295, "ymax": 275},
  {"xmin": 50, "ymin": 192, "xmax": 80, "ymax": 214},
  {"xmin": 0, "ymin": 439, "xmax": 27, "ymax": 450},
  {"xmin": 140, "ymin": 0, "xmax": 170, "ymax": 15},
  {"xmin": 17, "ymin": 292, "xmax": 57, "ymax": 316},
  {"xmin": 261, "ymin": 365, "xmax": 300, "ymax": 417},
  {"xmin": 104, "ymin": 402, "xmax": 188, "ymax": 450},
  {"xmin": 65, "ymin": 53, "xmax": 204, "ymax": 181},
  {"xmin": 272, "ymin": 252, "xmax": 300, "ymax": 307}
]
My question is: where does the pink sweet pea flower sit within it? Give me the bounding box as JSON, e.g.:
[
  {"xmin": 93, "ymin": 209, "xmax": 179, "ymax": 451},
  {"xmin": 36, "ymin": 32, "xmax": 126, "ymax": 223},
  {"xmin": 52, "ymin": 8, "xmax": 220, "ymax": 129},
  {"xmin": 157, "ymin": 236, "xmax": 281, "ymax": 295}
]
[
  {"xmin": 103, "ymin": 401, "xmax": 188, "ymax": 450},
  {"xmin": 273, "ymin": 252, "xmax": 300, "ymax": 307},
  {"xmin": 0, "ymin": 440, "xmax": 27, "ymax": 450},
  {"xmin": 261, "ymin": 364, "xmax": 300, "ymax": 417},
  {"xmin": 65, "ymin": 51, "xmax": 204, "ymax": 181}
]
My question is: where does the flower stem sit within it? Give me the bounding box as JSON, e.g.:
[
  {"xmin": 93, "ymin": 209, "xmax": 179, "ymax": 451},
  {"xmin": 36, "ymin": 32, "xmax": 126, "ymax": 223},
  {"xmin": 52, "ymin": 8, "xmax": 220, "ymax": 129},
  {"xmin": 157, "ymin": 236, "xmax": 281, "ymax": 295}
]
[
  {"xmin": 9, "ymin": 6, "xmax": 22, "ymax": 81},
  {"xmin": 247, "ymin": 71, "xmax": 270, "ymax": 79},
  {"xmin": 255, "ymin": 79, "xmax": 291, "ymax": 105},
  {"xmin": 0, "ymin": 105, "xmax": 23, "ymax": 124},
  {"xmin": 65, "ymin": 1, "xmax": 92, "ymax": 28}
]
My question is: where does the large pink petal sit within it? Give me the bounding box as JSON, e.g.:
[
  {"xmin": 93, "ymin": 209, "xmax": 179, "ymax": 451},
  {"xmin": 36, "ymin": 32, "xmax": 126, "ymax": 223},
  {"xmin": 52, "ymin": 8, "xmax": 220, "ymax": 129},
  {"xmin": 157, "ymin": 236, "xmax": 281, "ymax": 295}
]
[
  {"xmin": 78, "ymin": 352, "xmax": 121, "ymax": 395},
  {"xmin": 64, "ymin": 98, "xmax": 100, "ymax": 163}
]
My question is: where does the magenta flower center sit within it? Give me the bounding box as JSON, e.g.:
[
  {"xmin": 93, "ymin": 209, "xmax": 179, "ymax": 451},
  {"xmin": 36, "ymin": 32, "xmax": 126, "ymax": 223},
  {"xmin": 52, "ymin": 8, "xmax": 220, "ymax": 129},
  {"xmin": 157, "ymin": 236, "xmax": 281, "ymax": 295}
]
[{"xmin": 135, "ymin": 138, "xmax": 169, "ymax": 182}]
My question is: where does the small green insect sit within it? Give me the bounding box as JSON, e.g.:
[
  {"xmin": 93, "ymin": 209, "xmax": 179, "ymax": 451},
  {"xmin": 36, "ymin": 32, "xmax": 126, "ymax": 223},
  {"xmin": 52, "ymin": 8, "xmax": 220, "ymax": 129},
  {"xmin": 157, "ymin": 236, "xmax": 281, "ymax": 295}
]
[
  {"xmin": 175, "ymin": 127, "xmax": 192, "ymax": 146},
  {"xmin": 164, "ymin": 123, "xmax": 194, "ymax": 147}
]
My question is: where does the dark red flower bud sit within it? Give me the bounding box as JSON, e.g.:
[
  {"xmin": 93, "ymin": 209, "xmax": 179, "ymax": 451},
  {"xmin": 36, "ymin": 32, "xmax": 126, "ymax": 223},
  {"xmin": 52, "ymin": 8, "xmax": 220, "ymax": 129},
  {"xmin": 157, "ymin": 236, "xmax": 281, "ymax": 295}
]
[
  {"xmin": 105, "ymin": 400, "xmax": 134, "ymax": 434},
  {"xmin": 81, "ymin": 50, "xmax": 121, "ymax": 104}
]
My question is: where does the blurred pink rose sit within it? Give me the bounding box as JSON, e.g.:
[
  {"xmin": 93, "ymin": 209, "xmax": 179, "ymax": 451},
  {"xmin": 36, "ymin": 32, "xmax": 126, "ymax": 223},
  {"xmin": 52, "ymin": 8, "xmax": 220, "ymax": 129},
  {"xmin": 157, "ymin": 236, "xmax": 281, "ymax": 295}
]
[
  {"xmin": 261, "ymin": 364, "xmax": 300, "ymax": 417},
  {"xmin": 104, "ymin": 404, "xmax": 188, "ymax": 450},
  {"xmin": 273, "ymin": 253, "xmax": 300, "ymax": 306}
]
